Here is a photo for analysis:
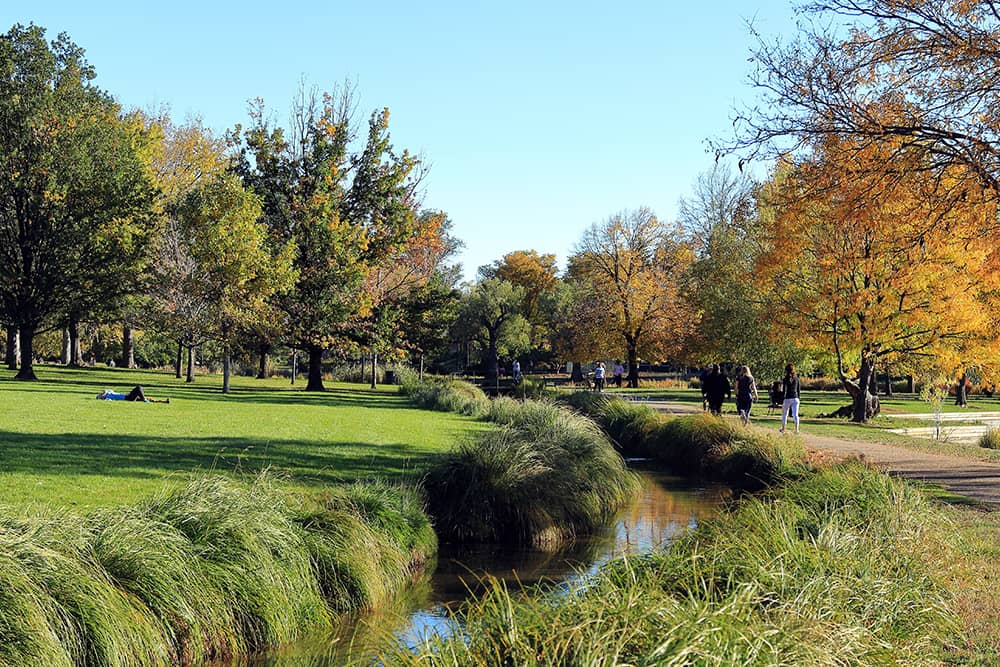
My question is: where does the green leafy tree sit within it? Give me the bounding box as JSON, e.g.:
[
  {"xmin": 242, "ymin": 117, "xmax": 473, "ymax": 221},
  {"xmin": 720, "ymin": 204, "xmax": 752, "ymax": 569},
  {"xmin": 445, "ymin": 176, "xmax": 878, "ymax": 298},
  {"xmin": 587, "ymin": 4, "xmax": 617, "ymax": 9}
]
[
  {"xmin": 0, "ymin": 24, "xmax": 156, "ymax": 379},
  {"xmin": 355, "ymin": 210, "xmax": 462, "ymax": 386},
  {"xmin": 163, "ymin": 173, "xmax": 295, "ymax": 392},
  {"xmin": 233, "ymin": 85, "xmax": 420, "ymax": 390},
  {"xmin": 678, "ymin": 164, "xmax": 792, "ymax": 379},
  {"xmin": 457, "ymin": 279, "xmax": 530, "ymax": 383},
  {"xmin": 538, "ymin": 277, "xmax": 606, "ymax": 381}
]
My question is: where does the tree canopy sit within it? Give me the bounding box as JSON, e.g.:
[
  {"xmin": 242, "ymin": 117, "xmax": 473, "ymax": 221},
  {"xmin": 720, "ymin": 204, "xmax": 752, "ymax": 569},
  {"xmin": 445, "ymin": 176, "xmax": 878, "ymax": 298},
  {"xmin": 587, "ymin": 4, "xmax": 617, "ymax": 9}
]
[
  {"xmin": 569, "ymin": 208, "xmax": 697, "ymax": 387},
  {"xmin": 0, "ymin": 24, "xmax": 156, "ymax": 379}
]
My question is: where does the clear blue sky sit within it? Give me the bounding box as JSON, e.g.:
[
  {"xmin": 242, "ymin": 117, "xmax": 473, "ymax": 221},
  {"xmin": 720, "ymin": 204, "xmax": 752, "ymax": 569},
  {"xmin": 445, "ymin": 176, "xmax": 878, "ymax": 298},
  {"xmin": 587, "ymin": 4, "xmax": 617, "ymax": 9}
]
[{"xmin": 8, "ymin": 1, "xmax": 797, "ymax": 278}]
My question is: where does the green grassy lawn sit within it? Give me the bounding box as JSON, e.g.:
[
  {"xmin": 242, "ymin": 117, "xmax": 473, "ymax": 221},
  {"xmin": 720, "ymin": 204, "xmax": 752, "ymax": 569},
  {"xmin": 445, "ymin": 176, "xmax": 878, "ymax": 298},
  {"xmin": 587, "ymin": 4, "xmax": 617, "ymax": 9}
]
[{"xmin": 0, "ymin": 365, "xmax": 485, "ymax": 509}]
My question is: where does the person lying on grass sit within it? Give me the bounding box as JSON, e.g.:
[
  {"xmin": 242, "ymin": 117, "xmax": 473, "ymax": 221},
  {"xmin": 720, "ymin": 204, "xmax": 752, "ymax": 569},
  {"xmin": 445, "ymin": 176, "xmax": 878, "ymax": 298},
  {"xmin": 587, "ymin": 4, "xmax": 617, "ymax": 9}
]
[{"xmin": 96, "ymin": 386, "xmax": 169, "ymax": 403}]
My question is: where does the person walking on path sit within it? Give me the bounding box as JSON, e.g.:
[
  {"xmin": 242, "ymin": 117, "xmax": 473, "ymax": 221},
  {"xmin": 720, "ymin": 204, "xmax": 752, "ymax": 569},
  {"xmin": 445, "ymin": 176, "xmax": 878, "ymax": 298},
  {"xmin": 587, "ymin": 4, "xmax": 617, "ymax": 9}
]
[
  {"xmin": 779, "ymin": 363, "xmax": 801, "ymax": 433},
  {"xmin": 593, "ymin": 361, "xmax": 606, "ymax": 392},
  {"xmin": 613, "ymin": 361, "xmax": 624, "ymax": 388},
  {"xmin": 735, "ymin": 365, "xmax": 759, "ymax": 425},
  {"xmin": 698, "ymin": 366, "xmax": 711, "ymax": 410},
  {"xmin": 704, "ymin": 364, "xmax": 731, "ymax": 416}
]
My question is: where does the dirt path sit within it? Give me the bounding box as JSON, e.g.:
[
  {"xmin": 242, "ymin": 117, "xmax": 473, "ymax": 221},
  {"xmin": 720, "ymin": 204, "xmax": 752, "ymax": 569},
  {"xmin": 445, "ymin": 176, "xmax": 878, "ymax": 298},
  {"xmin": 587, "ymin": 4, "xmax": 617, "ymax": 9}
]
[
  {"xmin": 795, "ymin": 431, "xmax": 1000, "ymax": 505},
  {"xmin": 640, "ymin": 400, "xmax": 1000, "ymax": 506}
]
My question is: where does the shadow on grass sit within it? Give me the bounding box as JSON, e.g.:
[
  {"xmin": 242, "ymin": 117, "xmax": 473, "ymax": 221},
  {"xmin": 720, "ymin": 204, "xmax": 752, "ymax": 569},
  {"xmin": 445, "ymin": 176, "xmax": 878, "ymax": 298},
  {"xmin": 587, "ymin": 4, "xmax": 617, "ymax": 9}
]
[
  {"xmin": 0, "ymin": 370, "xmax": 415, "ymax": 410},
  {"xmin": 0, "ymin": 430, "xmax": 440, "ymax": 487}
]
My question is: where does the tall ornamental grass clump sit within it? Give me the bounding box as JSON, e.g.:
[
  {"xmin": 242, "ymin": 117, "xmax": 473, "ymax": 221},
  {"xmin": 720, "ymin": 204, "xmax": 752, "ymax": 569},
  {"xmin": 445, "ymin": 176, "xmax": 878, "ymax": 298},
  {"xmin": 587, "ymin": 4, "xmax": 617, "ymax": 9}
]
[
  {"xmin": 398, "ymin": 374, "xmax": 489, "ymax": 416},
  {"xmin": 423, "ymin": 399, "xmax": 639, "ymax": 548},
  {"xmin": 559, "ymin": 392, "xmax": 806, "ymax": 489},
  {"xmin": 979, "ymin": 427, "xmax": 1000, "ymax": 449},
  {"xmin": 552, "ymin": 391, "xmax": 662, "ymax": 455},
  {"xmin": 384, "ymin": 463, "xmax": 958, "ymax": 666},
  {"xmin": 645, "ymin": 412, "xmax": 807, "ymax": 489},
  {"xmin": 0, "ymin": 475, "xmax": 434, "ymax": 667}
]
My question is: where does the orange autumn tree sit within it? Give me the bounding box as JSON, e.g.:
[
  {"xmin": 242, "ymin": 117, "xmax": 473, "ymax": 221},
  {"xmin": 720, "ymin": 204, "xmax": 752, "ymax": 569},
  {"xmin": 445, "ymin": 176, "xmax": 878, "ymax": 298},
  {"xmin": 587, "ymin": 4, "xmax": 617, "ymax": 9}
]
[
  {"xmin": 569, "ymin": 208, "xmax": 697, "ymax": 388},
  {"xmin": 758, "ymin": 139, "xmax": 1000, "ymax": 422}
]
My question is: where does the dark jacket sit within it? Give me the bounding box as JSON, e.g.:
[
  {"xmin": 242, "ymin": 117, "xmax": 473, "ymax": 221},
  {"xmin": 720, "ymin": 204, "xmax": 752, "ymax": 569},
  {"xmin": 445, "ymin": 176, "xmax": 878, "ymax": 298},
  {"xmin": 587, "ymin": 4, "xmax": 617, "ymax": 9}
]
[
  {"xmin": 782, "ymin": 374, "xmax": 800, "ymax": 400},
  {"xmin": 704, "ymin": 371, "xmax": 732, "ymax": 402}
]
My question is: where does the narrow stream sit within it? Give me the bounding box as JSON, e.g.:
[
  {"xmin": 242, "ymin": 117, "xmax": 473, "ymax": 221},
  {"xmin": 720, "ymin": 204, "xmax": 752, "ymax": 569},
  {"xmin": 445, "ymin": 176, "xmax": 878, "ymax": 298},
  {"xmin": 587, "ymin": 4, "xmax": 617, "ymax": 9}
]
[{"xmin": 228, "ymin": 469, "xmax": 730, "ymax": 666}]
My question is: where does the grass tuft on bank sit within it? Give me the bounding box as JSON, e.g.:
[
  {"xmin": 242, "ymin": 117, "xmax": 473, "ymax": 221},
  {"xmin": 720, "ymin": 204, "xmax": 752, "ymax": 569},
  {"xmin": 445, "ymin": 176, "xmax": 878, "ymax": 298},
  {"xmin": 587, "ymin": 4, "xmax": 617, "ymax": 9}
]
[
  {"xmin": 401, "ymin": 378, "xmax": 639, "ymax": 548},
  {"xmin": 384, "ymin": 463, "xmax": 961, "ymax": 666},
  {"xmin": 0, "ymin": 473, "xmax": 434, "ymax": 667},
  {"xmin": 559, "ymin": 392, "xmax": 808, "ymax": 489}
]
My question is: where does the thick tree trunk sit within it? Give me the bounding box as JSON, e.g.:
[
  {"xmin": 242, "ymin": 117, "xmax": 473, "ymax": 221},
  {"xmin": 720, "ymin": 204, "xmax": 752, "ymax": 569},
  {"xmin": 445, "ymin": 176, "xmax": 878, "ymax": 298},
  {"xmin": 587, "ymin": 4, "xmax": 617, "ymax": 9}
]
[
  {"xmin": 222, "ymin": 345, "xmax": 231, "ymax": 394},
  {"xmin": 570, "ymin": 361, "xmax": 584, "ymax": 382},
  {"xmin": 67, "ymin": 315, "xmax": 83, "ymax": 366},
  {"xmin": 626, "ymin": 340, "xmax": 640, "ymax": 389},
  {"xmin": 305, "ymin": 344, "xmax": 325, "ymax": 391},
  {"xmin": 186, "ymin": 345, "xmax": 195, "ymax": 383},
  {"xmin": 61, "ymin": 328, "xmax": 71, "ymax": 365},
  {"xmin": 955, "ymin": 373, "xmax": 968, "ymax": 407},
  {"xmin": 484, "ymin": 326, "xmax": 499, "ymax": 384},
  {"xmin": 256, "ymin": 343, "xmax": 270, "ymax": 379},
  {"xmin": 175, "ymin": 341, "xmax": 183, "ymax": 379},
  {"xmin": 370, "ymin": 351, "xmax": 378, "ymax": 389},
  {"xmin": 5, "ymin": 325, "xmax": 19, "ymax": 370},
  {"xmin": 847, "ymin": 357, "xmax": 881, "ymax": 422},
  {"xmin": 15, "ymin": 325, "xmax": 37, "ymax": 381},
  {"xmin": 121, "ymin": 325, "xmax": 136, "ymax": 368}
]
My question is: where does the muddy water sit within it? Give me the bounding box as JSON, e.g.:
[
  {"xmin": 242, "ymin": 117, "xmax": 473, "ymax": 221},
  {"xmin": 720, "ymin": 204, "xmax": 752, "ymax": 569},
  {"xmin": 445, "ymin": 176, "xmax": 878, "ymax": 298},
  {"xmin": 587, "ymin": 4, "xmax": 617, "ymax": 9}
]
[{"xmin": 231, "ymin": 470, "xmax": 730, "ymax": 666}]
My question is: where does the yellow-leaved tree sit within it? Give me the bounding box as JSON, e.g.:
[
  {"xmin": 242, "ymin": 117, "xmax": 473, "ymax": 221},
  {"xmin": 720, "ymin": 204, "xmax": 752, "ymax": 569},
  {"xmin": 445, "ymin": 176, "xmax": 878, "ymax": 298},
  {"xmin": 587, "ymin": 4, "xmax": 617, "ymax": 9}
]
[
  {"xmin": 568, "ymin": 208, "xmax": 697, "ymax": 388},
  {"xmin": 757, "ymin": 138, "xmax": 1000, "ymax": 421}
]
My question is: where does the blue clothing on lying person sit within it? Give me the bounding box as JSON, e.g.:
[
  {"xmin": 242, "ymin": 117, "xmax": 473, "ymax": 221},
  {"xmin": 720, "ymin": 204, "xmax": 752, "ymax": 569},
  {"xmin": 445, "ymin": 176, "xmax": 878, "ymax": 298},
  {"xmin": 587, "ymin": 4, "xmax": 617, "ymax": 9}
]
[{"xmin": 99, "ymin": 390, "xmax": 127, "ymax": 400}]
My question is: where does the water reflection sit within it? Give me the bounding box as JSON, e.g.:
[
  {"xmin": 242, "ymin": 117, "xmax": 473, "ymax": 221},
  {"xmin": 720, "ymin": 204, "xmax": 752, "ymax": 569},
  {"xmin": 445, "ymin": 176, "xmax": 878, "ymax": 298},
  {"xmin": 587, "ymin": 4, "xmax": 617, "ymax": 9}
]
[{"xmin": 221, "ymin": 470, "xmax": 729, "ymax": 666}]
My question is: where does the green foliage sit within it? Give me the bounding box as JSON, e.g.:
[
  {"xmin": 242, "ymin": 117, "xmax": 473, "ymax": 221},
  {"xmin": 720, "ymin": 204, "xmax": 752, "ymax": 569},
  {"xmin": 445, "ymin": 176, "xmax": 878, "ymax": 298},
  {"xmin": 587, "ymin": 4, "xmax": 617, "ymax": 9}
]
[
  {"xmin": 0, "ymin": 24, "xmax": 157, "ymax": 379},
  {"xmin": 232, "ymin": 87, "xmax": 421, "ymax": 389},
  {"xmin": 386, "ymin": 464, "xmax": 957, "ymax": 665},
  {"xmin": 455, "ymin": 279, "xmax": 530, "ymax": 381}
]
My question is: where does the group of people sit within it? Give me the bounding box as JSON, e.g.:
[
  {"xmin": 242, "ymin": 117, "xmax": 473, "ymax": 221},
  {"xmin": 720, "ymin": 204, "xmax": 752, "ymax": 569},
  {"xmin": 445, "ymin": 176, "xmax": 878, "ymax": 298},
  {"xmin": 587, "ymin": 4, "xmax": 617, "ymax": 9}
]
[
  {"xmin": 591, "ymin": 360, "xmax": 625, "ymax": 392},
  {"xmin": 700, "ymin": 363, "xmax": 801, "ymax": 433}
]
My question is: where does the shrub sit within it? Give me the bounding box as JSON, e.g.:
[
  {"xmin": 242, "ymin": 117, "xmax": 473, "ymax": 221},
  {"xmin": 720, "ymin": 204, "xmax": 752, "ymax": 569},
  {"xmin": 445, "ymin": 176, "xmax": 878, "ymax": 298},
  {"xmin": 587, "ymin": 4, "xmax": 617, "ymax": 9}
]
[
  {"xmin": 978, "ymin": 427, "xmax": 1000, "ymax": 449},
  {"xmin": 423, "ymin": 402, "xmax": 639, "ymax": 548}
]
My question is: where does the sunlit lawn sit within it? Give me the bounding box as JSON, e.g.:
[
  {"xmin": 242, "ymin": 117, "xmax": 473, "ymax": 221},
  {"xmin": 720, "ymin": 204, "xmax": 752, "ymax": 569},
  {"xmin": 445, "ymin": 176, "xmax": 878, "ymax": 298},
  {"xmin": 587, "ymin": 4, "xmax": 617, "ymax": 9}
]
[{"xmin": 0, "ymin": 365, "xmax": 486, "ymax": 509}]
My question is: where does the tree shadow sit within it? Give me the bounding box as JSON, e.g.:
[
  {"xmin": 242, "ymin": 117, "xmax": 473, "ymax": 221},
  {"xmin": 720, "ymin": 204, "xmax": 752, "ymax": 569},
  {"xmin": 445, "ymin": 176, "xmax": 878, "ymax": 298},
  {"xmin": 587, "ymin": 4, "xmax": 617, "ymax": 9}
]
[
  {"xmin": 0, "ymin": 370, "xmax": 417, "ymax": 410},
  {"xmin": 0, "ymin": 431, "xmax": 443, "ymax": 489}
]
